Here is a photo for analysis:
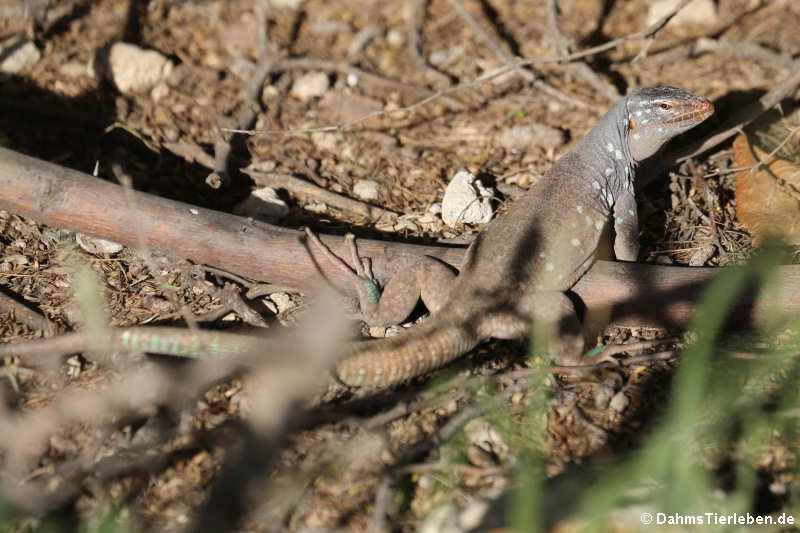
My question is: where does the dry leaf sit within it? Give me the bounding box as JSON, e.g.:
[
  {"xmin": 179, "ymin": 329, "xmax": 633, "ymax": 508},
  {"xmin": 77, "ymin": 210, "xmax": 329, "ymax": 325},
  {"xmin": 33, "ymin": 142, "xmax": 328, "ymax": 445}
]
[{"xmin": 734, "ymin": 133, "xmax": 800, "ymax": 244}]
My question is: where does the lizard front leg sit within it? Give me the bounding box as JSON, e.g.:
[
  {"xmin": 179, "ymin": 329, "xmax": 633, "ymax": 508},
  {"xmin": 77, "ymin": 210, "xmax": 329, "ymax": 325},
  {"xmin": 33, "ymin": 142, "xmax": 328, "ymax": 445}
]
[
  {"xmin": 612, "ymin": 191, "xmax": 640, "ymax": 261},
  {"xmin": 304, "ymin": 228, "xmax": 456, "ymax": 327},
  {"xmin": 516, "ymin": 291, "xmax": 617, "ymax": 367}
]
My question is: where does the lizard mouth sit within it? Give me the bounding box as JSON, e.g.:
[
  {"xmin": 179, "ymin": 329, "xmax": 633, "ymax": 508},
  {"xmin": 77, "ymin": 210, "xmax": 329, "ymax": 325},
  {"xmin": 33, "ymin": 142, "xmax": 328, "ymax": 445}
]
[{"xmin": 669, "ymin": 98, "xmax": 715, "ymax": 127}]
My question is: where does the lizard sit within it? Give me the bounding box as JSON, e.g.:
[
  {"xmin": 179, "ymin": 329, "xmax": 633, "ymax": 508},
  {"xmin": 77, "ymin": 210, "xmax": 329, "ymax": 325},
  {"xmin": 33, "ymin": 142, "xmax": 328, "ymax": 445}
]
[
  {"xmin": 0, "ymin": 87, "xmax": 714, "ymax": 388},
  {"xmin": 307, "ymin": 86, "xmax": 714, "ymax": 387}
]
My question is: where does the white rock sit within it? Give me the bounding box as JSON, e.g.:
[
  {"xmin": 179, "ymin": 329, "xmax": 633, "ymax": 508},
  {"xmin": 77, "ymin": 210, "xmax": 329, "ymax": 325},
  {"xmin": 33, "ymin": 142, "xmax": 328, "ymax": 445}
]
[
  {"xmin": 547, "ymin": 100, "xmax": 563, "ymax": 113},
  {"xmin": 269, "ymin": 0, "xmax": 306, "ymax": 8},
  {"xmin": 428, "ymin": 49, "xmax": 450, "ymax": 67},
  {"xmin": 75, "ymin": 233, "xmax": 123, "ymax": 255},
  {"xmin": 416, "ymin": 212, "xmax": 439, "ymax": 224},
  {"xmin": 393, "ymin": 217, "xmax": 418, "ymax": 233},
  {"xmin": 353, "ymin": 179, "xmax": 379, "ymax": 201},
  {"xmin": 262, "ymin": 298, "xmax": 278, "ymax": 314},
  {"xmin": 229, "ymin": 57, "xmax": 256, "ymax": 80},
  {"xmin": 441, "ymin": 171, "xmax": 494, "ymax": 227},
  {"xmin": 386, "ymin": 30, "xmax": 404, "ymax": 48},
  {"xmin": 504, "ymin": 171, "xmax": 535, "ymax": 188},
  {"xmin": 305, "ymin": 201, "xmax": 327, "ymax": 213},
  {"xmin": 310, "ymin": 131, "xmax": 340, "ymax": 152},
  {"xmin": 58, "ymin": 61, "xmax": 87, "ymax": 78},
  {"xmin": 150, "ymin": 81, "xmax": 169, "ymax": 102},
  {"xmin": 646, "ymin": 0, "xmax": 717, "ymax": 27},
  {"xmin": 269, "ymin": 292, "xmax": 294, "ymax": 314},
  {"xmin": 0, "ymin": 39, "xmax": 41, "ymax": 74},
  {"xmin": 233, "ymin": 187, "xmax": 289, "ymax": 219},
  {"xmin": 498, "ymin": 124, "xmax": 566, "ymax": 152},
  {"xmin": 250, "ymin": 160, "xmax": 277, "ymax": 172},
  {"xmin": 374, "ymin": 219, "xmax": 396, "ymax": 232},
  {"xmin": 609, "ymin": 391, "xmax": 630, "ymax": 413},
  {"xmin": 428, "ymin": 202, "xmax": 442, "ymax": 215},
  {"xmin": 261, "ymin": 84, "xmax": 280, "ymax": 100},
  {"xmin": 105, "ymin": 43, "xmax": 173, "ymax": 94},
  {"xmin": 368, "ymin": 325, "xmax": 388, "ymax": 338},
  {"xmin": 290, "ymin": 71, "xmax": 329, "ymax": 101},
  {"xmin": 420, "ymin": 504, "xmax": 459, "ymax": 533}
]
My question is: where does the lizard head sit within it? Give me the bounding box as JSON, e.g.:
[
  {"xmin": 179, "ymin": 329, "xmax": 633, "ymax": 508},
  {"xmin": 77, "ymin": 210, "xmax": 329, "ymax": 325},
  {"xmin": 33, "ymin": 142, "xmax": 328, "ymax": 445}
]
[{"xmin": 624, "ymin": 86, "xmax": 714, "ymax": 162}]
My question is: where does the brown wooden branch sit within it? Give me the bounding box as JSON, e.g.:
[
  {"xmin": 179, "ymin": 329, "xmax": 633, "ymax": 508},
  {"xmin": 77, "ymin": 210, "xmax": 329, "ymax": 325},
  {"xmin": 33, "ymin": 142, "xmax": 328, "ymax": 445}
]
[{"xmin": 1, "ymin": 147, "xmax": 799, "ymax": 331}]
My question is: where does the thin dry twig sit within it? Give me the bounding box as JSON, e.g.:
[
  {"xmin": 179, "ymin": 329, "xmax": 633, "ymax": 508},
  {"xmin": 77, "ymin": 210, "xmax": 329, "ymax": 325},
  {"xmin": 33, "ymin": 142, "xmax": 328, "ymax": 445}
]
[
  {"xmin": 274, "ymin": 57, "xmax": 452, "ymax": 104},
  {"xmin": 406, "ymin": 0, "xmax": 452, "ymax": 88},
  {"xmin": 596, "ymin": 337, "xmax": 681, "ymax": 358},
  {"xmin": 225, "ymin": 0, "xmax": 691, "ymax": 137},
  {"xmin": 196, "ymin": 264, "xmax": 301, "ymax": 297},
  {"xmin": 110, "ymin": 161, "xmax": 200, "ymax": 332},
  {"xmin": 0, "ymin": 290, "xmax": 55, "ymax": 335},
  {"xmin": 550, "ymin": 350, "xmax": 678, "ymax": 375},
  {"xmin": 207, "ymin": 0, "xmax": 274, "ymax": 189},
  {"xmin": 706, "ymin": 126, "xmax": 800, "ymax": 176},
  {"xmin": 692, "ymin": 37, "xmax": 795, "ymax": 71},
  {"xmin": 244, "ymin": 168, "xmax": 398, "ymax": 220},
  {"xmin": 445, "ymin": 0, "xmax": 591, "ymax": 110},
  {"xmin": 545, "ymin": 0, "xmax": 619, "ymax": 100}
]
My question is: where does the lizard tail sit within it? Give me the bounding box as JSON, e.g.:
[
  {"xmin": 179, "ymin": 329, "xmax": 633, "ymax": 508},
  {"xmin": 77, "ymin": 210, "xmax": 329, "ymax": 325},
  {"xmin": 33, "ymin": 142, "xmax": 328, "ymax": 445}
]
[{"xmin": 335, "ymin": 320, "xmax": 485, "ymax": 387}]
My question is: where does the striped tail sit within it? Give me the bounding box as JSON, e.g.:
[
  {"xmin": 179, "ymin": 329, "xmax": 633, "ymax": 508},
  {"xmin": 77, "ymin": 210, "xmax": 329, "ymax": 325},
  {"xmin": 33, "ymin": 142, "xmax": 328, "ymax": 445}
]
[{"xmin": 335, "ymin": 318, "xmax": 486, "ymax": 387}]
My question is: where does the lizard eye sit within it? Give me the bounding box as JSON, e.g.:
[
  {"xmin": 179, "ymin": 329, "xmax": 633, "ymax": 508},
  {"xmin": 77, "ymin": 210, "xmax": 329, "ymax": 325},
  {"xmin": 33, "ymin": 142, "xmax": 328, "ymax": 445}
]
[{"xmin": 659, "ymin": 103, "xmax": 671, "ymax": 110}]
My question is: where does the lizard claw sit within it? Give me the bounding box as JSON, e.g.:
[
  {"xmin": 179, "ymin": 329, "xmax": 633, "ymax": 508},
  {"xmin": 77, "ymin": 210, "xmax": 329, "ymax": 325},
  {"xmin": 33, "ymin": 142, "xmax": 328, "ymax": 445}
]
[{"xmin": 344, "ymin": 233, "xmax": 375, "ymax": 282}]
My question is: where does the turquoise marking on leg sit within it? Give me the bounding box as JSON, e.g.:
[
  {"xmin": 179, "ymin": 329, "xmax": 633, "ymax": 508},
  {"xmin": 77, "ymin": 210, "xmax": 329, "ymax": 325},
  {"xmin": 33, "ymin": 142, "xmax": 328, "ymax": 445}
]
[
  {"xmin": 586, "ymin": 345, "xmax": 606, "ymax": 357},
  {"xmin": 364, "ymin": 280, "xmax": 380, "ymax": 304},
  {"xmin": 120, "ymin": 330, "xmax": 132, "ymax": 349},
  {"xmin": 211, "ymin": 335, "xmax": 223, "ymax": 358},
  {"xmin": 128, "ymin": 331, "xmax": 141, "ymax": 351}
]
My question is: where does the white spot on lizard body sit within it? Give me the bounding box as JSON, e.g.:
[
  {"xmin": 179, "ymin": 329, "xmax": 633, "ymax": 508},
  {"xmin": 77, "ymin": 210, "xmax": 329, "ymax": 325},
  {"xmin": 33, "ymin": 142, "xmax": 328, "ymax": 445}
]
[
  {"xmin": 632, "ymin": 132, "xmax": 640, "ymax": 140},
  {"xmin": 595, "ymin": 220, "xmax": 604, "ymax": 230},
  {"xmin": 539, "ymin": 251, "xmax": 546, "ymax": 258},
  {"xmin": 606, "ymin": 142, "xmax": 614, "ymax": 152},
  {"xmin": 576, "ymin": 205, "xmax": 584, "ymax": 214},
  {"xmin": 635, "ymin": 110, "xmax": 642, "ymax": 117},
  {"xmin": 570, "ymin": 238, "xmax": 580, "ymax": 247},
  {"xmin": 605, "ymin": 167, "xmax": 613, "ymax": 176},
  {"xmin": 628, "ymin": 209, "xmax": 635, "ymax": 216},
  {"xmin": 592, "ymin": 181, "xmax": 601, "ymax": 189},
  {"xmin": 614, "ymin": 149, "xmax": 622, "ymax": 160},
  {"xmin": 545, "ymin": 263, "xmax": 554, "ymax": 271}
]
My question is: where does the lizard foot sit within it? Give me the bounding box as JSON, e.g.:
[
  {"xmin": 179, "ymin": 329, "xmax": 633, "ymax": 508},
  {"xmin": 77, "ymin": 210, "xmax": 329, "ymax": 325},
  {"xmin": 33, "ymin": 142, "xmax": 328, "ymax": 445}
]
[
  {"xmin": 304, "ymin": 227, "xmax": 375, "ymax": 286},
  {"xmin": 304, "ymin": 227, "xmax": 383, "ymax": 307},
  {"xmin": 303, "ymin": 228, "xmax": 396, "ymax": 326},
  {"xmin": 304, "ymin": 227, "xmax": 456, "ymax": 328}
]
